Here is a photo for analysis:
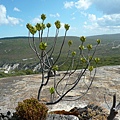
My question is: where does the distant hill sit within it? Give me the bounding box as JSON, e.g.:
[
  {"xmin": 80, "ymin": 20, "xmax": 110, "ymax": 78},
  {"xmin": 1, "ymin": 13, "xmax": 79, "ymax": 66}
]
[
  {"xmin": 1, "ymin": 33, "xmax": 120, "ymax": 40},
  {"xmin": 0, "ymin": 34, "xmax": 120, "ymax": 70},
  {"xmin": 87, "ymin": 33, "xmax": 120, "ymax": 42}
]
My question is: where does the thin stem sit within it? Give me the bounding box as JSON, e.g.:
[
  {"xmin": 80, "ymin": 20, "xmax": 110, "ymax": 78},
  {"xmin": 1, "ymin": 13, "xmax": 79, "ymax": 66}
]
[
  {"xmin": 46, "ymin": 64, "xmax": 89, "ymax": 105},
  {"xmin": 50, "ymin": 30, "xmax": 67, "ymax": 68},
  {"xmin": 46, "ymin": 28, "xmax": 49, "ymax": 42}
]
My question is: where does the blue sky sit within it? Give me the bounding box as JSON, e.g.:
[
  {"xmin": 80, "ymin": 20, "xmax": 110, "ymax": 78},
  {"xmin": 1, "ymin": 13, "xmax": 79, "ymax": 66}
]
[{"xmin": 0, "ymin": 0, "xmax": 120, "ymax": 38}]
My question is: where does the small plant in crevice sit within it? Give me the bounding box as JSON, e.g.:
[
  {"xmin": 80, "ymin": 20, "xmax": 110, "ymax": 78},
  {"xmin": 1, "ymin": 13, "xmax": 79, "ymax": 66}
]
[{"xmin": 15, "ymin": 98, "xmax": 48, "ymax": 120}]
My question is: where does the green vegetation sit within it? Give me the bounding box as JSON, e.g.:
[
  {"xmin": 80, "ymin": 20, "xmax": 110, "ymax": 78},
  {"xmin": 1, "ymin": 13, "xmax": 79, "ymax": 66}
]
[
  {"xmin": 0, "ymin": 34, "xmax": 120, "ymax": 69},
  {"xmin": 0, "ymin": 69, "xmax": 38, "ymax": 78},
  {"xmin": 0, "ymin": 35, "xmax": 120, "ymax": 78}
]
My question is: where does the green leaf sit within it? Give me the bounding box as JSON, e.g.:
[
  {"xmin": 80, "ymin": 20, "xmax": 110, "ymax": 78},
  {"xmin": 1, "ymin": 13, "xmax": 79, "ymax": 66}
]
[
  {"xmin": 41, "ymin": 23, "xmax": 46, "ymax": 30},
  {"xmin": 35, "ymin": 23, "xmax": 41, "ymax": 31},
  {"xmin": 64, "ymin": 24, "xmax": 70, "ymax": 31},
  {"xmin": 72, "ymin": 51, "xmax": 76, "ymax": 56},
  {"xmin": 97, "ymin": 39, "xmax": 101, "ymax": 44},
  {"xmin": 29, "ymin": 26, "xmax": 37, "ymax": 35},
  {"xmin": 80, "ymin": 57, "xmax": 86, "ymax": 63},
  {"xmin": 87, "ymin": 44, "xmax": 92, "ymax": 50},
  {"xmin": 46, "ymin": 23, "xmax": 51, "ymax": 28},
  {"xmin": 49, "ymin": 87, "xmax": 55, "ymax": 94},
  {"xmin": 94, "ymin": 57, "xmax": 100, "ymax": 63},
  {"xmin": 80, "ymin": 36, "xmax": 86, "ymax": 43},
  {"xmin": 41, "ymin": 14, "xmax": 46, "ymax": 21},
  {"xmin": 55, "ymin": 20, "xmax": 61, "ymax": 29},
  {"xmin": 68, "ymin": 40, "xmax": 73, "ymax": 46},
  {"xmin": 89, "ymin": 56, "xmax": 92, "ymax": 61},
  {"xmin": 26, "ymin": 23, "xmax": 32, "ymax": 30},
  {"xmin": 88, "ymin": 66, "xmax": 94, "ymax": 72},
  {"xmin": 79, "ymin": 45, "xmax": 84, "ymax": 50},
  {"xmin": 26, "ymin": 24, "xmax": 37, "ymax": 35},
  {"xmin": 39, "ymin": 42, "xmax": 47, "ymax": 50},
  {"xmin": 52, "ymin": 65, "xmax": 58, "ymax": 71},
  {"xmin": 35, "ymin": 23, "xmax": 46, "ymax": 31}
]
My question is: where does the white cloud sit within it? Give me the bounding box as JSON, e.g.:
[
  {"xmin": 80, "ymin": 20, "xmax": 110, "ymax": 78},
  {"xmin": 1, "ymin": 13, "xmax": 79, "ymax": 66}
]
[
  {"xmin": 49, "ymin": 13, "xmax": 60, "ymax": 17},
  {"xmin": 32, "ymin": 17, "xmax": 41, "ymax": 24},
  {"xmin": 32, "ymin": 13, "xmax": 60, "ymax": 24},
  {"xmin": 97, "ymin": 14, "xmax": 120, "ymax": 27},
  {"xmin": 0, "ymin": 4, "xmax": 8, "ymax": 24},
  {"xmin": 13, "ymin": 7, "xmax": 20, "ymax": 12},
  {"xmin": 7, "ymin": 16, "xmax": 20, "ymax": 25},
  {"xmin": 60, "ymin": 22, "xmax": 65, "ymax": 29},
  {"xmin": 84, "ymin": 21, "xmax": 87, "ymax": 25},
  {"xmin": 84, "ymin": 13, "xmax": 120, "ymax": 33},
  {"xmin": 75, "ymin": 0, "xmax": 92, "ymax": 10},
  {"xmin": 92, "ymin": 0, "xmax": 120, "ymax": 15},
  {"xmin": 0, "ymin": 5, "xmax": 21, "ymax": 25},
  {"xmin": 20, "ymin": 24, "xmax": 23, "ymax": 27},
  {"xmin": 64, "ymin": 0, "xmax": 120, "ymax": 34},
  {"xmin": 56, "ymin": 13, "xmax": 60, "ymax": 17},
  {"xmin": 88, "ymin": 14, "xmax": 96, "ymax": 21},
  {"xmin": 64, "ymin": 1, "xmax": 74, "ymax": 9},
  {"xmin": 64, "ymin": 0, "xmax": 92, "ymax": 10},
  {"xmin": 81, "ymin": 11, "xmax": 87, "ymax": 17}
]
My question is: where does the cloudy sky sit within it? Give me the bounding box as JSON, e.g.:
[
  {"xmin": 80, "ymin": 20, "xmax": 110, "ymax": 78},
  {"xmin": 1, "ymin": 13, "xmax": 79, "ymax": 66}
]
[{"xmin": 0, "ymin": 0, "xmax": 120, "ymax": 38}]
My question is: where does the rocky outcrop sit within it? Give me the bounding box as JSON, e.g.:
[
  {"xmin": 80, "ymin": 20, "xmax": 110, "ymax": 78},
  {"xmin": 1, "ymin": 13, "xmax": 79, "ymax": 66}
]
[
  {"xmin": 0, "ymin": 63, "xmax": 41, "ymax": 73},
  {"xmin": 0, "ymin": 65, "xmax": 120, "ymax": 119},
  {"xmin": 49, "ymin": 103, "xmax": 108, "ymax": 120},
  {"xmin": 46, "ymin": 114, "xmax": 79, "ymax": 120}
]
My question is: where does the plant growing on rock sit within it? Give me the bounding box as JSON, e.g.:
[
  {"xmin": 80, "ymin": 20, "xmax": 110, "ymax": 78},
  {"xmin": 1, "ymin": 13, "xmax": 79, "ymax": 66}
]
[
  {"xmin": 26, "ymin": 14, "xmax": 101, "ymax": 105},
  {"xmin": 15, "ymin": 98, "xmax": 48, "ymax": 120}
]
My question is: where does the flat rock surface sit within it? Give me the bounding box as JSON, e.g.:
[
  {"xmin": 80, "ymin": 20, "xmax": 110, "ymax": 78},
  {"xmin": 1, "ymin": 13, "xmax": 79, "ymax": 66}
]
[
  {"xmin": 0, "ymin": 65, "xmax": 120, "ymax": 118},
  {"xmin": 46, "ymin": 114, "xmax": 79, "ymax": 120}
]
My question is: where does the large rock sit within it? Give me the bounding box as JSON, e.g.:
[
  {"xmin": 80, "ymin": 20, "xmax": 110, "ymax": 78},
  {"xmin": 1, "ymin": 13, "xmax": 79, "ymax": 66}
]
[{"xmin": 46, "ymin": 114, "xmax": 79, "ymax": 120}]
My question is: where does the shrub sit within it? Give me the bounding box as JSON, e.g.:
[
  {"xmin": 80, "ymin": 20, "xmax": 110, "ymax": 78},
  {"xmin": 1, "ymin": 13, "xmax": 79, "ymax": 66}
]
[
  {"xmin": 15, "ymin": 98, "xmax": 48, "ymax": 120},
  {"xmin": 26, "ymin": 14, "xmax": 101, "ymax": 104}
]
